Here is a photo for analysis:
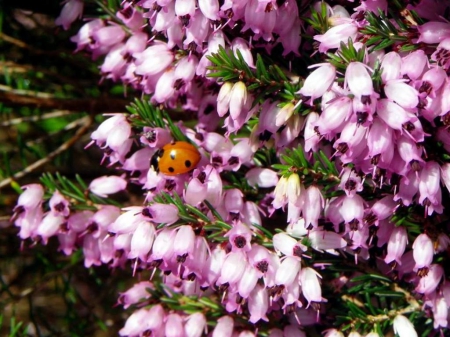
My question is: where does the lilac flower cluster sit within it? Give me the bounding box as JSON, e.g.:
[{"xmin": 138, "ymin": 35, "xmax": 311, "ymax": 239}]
[{"xmin": 10, "ymin": 0, "xmax": 450, "ymax": 335}]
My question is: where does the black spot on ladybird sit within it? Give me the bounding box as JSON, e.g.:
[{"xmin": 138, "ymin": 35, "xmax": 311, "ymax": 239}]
[{"xmin": 185, "ymin": 160, "xmax": 192, "ymax": 168}]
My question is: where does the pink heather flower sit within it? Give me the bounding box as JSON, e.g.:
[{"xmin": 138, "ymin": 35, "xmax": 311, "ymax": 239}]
[
  {"xmin": 275, "ymin": 256, "xmax": 301, "ymax": 287},
  {"xmin": 315, "ymin": 96, "xmax": 352, "ymax": 135},
  {"xmin": 417, "ymin": 21, "xmax": 450, "ymax": 44},
  {"xmin": 384, "ymin": 80, "xmax": 419, "ymax": 109},
  {"xmin": 229, "ymin": 82, "xmax": 248, "ymax": 120},
  {"xmin": 118, "ymin": 281, "xmax": 153, "ymax": 309},
  {"xmin": 150, "ymin": 229, "xmax": 175, "ymax": 261},
  {"xmin": 431, "ymin": 296, "xmax": 448, "ymax": 329},
  {"xmin": 134, "ymin": 42, "xmax": 174, "ymax": 76},
  {"xmin": 36, "ymin": 213, "xmax": 65, "ymax": 243},
  {"xmin": 380, "ymin": 52, "xmax": 402, "ymax": 82},
  {"xmin": 419, "ymin": 161, "xmax": 443, "ymax": 215},
  {"xmin": 415, "ymin": 264, "xmax": 444, "ymax": 295},
  {"xmin": 322, "ymin": 328, "xmax": 344, "ymax": 337},
  {"xmin": 401, "ymin": 50, "xmax": 428, "ymax": 80},
  {"xmin": 83, "ymin": 234, "xmax": 101, "ymax": 267},
  {"xmin": 165, "ymin": 313, "xmax": 184, "ymax": 337},
  {"xmin": 367, "ymin": 117, "xmax": 394, "ymax": 165},
  {"xmin": 384, "ymin": 226, "xmax": 408, "ymax": 265},
  {"xmin": 217, "ymin": 251, "xmax": 247, "ymax": 286},
  {"xmin": 298, "ymin": 64, "xmax": 336, "ymax": 103},
  {"xmin": 421, "ymin": 66, "xmax": 447, "ymax": 96},
  {"xmin": 314, "ymin": 22, "xmax": 358, "ymax": 53},
  {"xmin": 340, "ymin": 194, "xmax": 365, "ymax": 226},
  {"xmin": 117, "ymin": 6, "xmax": 144, "ymax": 30},
  {"xmin": 89, "ymin": 175, "xmax": 127, "ymax": 197},
  {"xmin": 432, "ymin": 38, "xmax": 450, "ymax": 70},
  {"xmin": 303, "ymin": 185, "xmax": 324, "ymax": 229},
  {"xmin": 304, "ymin": 112, "xmax": 321, "ymax": 152},
  {"xmin": 440, "ymin": 163, "xmax": 450, "ymax": 193},
  {"xmin": 237, "ymin": 265, "xmax": 259, "ymax": 298},
  {"xmin": 185, "ymin": 177, "xmax": 208, "ymax": 206},
  {"xmin": 68, "ymin": 210, "xmax": 94, "ymax": 232},
  {"xmin": 93, "ymin": 25, "xmax": 126, "ymax": 48},
  {"xmin": 376, "ymin": 99, "xmax": 417, "ymax": 131},
  {"xmin": 119, "ymin": 308, "xmax": 152, "ymax": 336},
  {"xmin": 144, "ymin": 203, "xmax": 179, "ymax": 224},
  {"xmin": 245, "ymin": 168, "xmax": 278, "ymax": 188},
  {"xmin": 212, "ymin": 316, "xmax": 234, "ymax": 337},
  {"xmin": 184, "ymin": 312, "xmax": 207, "ymax": 337},
  {"xmin": 198, "ymin": 0, "xmax": 220, "ymax": 20},
  {"xmin": 55, "ymin": 0, "xmax": 83, "ymax": 30},
  {"xmin": 231, "ymin": 38, "xmax": 255, "ymax": 68},
  {"xmin": 108, "ymin": 207, "xmax": 143, "ymax": 234},
  {"xmin": 339, "ymin": 168, "xmax": 363, "ymax": 197},
  {"xmin": 273, "ymin": 232, "xmax": 304, "ymax": 258},
  {"xmin": 71, "ymin": 19, "xmax": 105, "ymax": 52},
  {"xmin": 225, "ymin": 222, "xmax": 253, "ymax": 252},
  {"xmin": 308, "ymin": 230, "xmax": 347, "ymax": 251},
  {"xmin": 242, "ymin": 0, "xmax": 276, "ymax": 41},
  {"xmin": 128, "ymin": 221, "xmax": 156, "ymax": 261},
  {"xmin": 412, "ymin": 233, "xmax": 434, "ymax": 272},
  {"xmin": 394, "ymin": 315, "xmax": 417, "ymax": 337},
  {"xmin": 299, "ymin": 267, "xmax": 324, "ymax": 306},
  {"xmin": 173, "ymin": 225, "xmax": 196, "ymax": 260},
  {"xmin": 153, "ymin": 67, "xmax": 176, "ymax": 103},
  {"xmin": 345, "ymin": 62, "xmax": 374, "ymax": 99},
  {"xmin": 248, "ymin": 285, "xmax": 269, "ymax": 323},
  {"xmin": 15, "ymin": 184, "xmax": 44, "ymax": 211}
]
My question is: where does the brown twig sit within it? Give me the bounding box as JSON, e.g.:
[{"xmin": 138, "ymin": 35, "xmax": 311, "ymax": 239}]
[{"xmin": 0, "ymin": 116, "xmax": 94, "ymax": 190}]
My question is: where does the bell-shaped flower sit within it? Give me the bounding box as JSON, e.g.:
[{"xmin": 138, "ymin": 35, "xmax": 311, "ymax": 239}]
[
  {"xmin": 304, "ymin": 112, "xmax": 321, "ymax": 152},
  {"xmin": 415, "ymin": 264, "xmax": 444, "ymax": 294},
  {"xmin": 68, "ymin": 210, "xmax": 94, "ymax": 232},
  {"xmin": 93, "ymin": 25, "xmax": 126, "ymax": 48},
  {"xmin": 184, "ymin": 312, "xmax": 206, "ymax": 337},
  {"xmin": 299, "ymin": 267, "xmax": 324, "ymax": 306},
  {"xmin": 212, "ymin": 316, "xmax": 234, "ymax": 337},
  {"xmin": 175, "ymin": 0, "xmax": 196, "ymax": 17},
  {"xmin": 245, "ymin": 168, "xmax": 278, "ymax": 188},
  {"xmin": 315, "ymin": 96, "xmax": 352, "ymax": 135},
  {"xmin": 298, "ymin": 64, "xmax": 336, "ymax": 103},
  {"xmin": 384, "ymin": 226, "xmax": 407, "ymax": 265},
  {"xmin": 237, "ymin": 265, "xmax": 260, "ymax": 298},
  {"xmin": 150, "ymin": 229, "xmax": 175, "ymax": 261},
  {"xmin": 83, "ymin": 234, "xmax": 101, "ymax": 267},
  {"xmin": 417, "ymin": 21, "xmax": 450, "ymax": 44},
  {"xmin": 367, "ymin": 117, "xmax": 394, "ymax": 165},
  {"xmin": 224, "ymin": 188, "xmax": 244, "ymax": 215},
  {"xmin": 216, "ymin": 251, "xmax": 247, "ymax": 286},
  {"xmin": 248, "ymin": 285, "xmax": 269, "ymax": 323},
  {"xmin": 118, "ymin": 281, "xmax": 153, "ymax": 309},
  {"xmin": 165, "ymin": 313, "xmax": 184, "ymax": 337},
  {"xmin": 15, "ymin": 184, "xmax": 44, "ymax": 211},
  {"xmin": 384, "ymin": 80, "xmax": 419, "ymax": 109},
  {"xmin": 143, "ymin": 203, "xmax": 179, "ymax": 224},
  {"xmin": 340, "ymin": 194, "xmax": 365, "ymax": 226},
  {"xmin": 153, "ymin": 67, "xmax": 176, "ymax": 103},
  {"xmin": 128, "ymin": 221, "xmax": 156, "ymax": 261},
  {"xmin": 275, "ymin": 256, "xmax": 301, "ymax": 287},
  {"xmin": 376, "ymin": 99, "xmax": 418, "ymax": 131},
  {"xmin": 380, "ymin": 52, "xmax": 402, "ymax": 82},
  {"xmin": 345, "ymin": 62, "xmax": 374, "ymax": 99},
  {"xmin": 419, "ymin": 161, "xmax": 443, "ymax": 215},
  {"xmin": 302, "ymin": 185, "xmax": 324, "ymax": 229},
  {"xmin": 119, "ymin": 308, "xmax": 153, "ymax": 336},
  {"xmin": 401, "ymin": 50, "xmax": 428, "ymax": 80},
  {"xmin": 134, "ymin": 42, "xmax": 174, "ymax": 76},
  {"xmin": 314, "ymin": 22, "xmax": 358, "ymax": 53},
  {"xmin": 225, "ymin": 221, "xmax": 253, "ymax": 252},
  {"xmin": 55, "ymin": 0, "xmax": 83, "ymax": 30},
  {"xmin": 412, "ymin": 233, "xmax": 434, "ymax": 272},
  {"xmin": 229, "ymin": 81, "xmax": 248, "ymax": 120},
  {"xmin": 36, "ymin": 213, "xmax": 66, "ymax": 243},
  {"xmin": 309, "ymin": 230, "xmax": 347, "ymax": 251},
  {"xmin": 89, "ymin": 175, "xmax": 127, "ymax": 197},
  {"xmin": 394, "ymin": 171, "xmax": 419, "ymax": 206},
  {"xmin": 173, "ymin": 225, "xmax": 196, "ymax": 261},
  {"xmin": 339, "ymin": 167, "xmax": 363, "ymax": 197},
  {"xmin": 231, "ymin": 38, "xmax": 254, "ymax": 68}
]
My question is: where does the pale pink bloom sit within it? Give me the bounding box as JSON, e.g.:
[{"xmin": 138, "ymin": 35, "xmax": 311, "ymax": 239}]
[
  {"xmin": 212, "ymin": 316, "xmax": 234, "ymax": 337},
  {"xmin": 333, "ymin": 121, "xmax": 367, "ymax": 161},
  {"xmin": 117, "ymin": 6, "xmax": 144, "ymax": 30},
  {"xmin": 384, "ymin": 80, "xmax": 419, "ymax": 109},
  {"xmin": 345, "ymin": 62, "xmax": 374, "ymax": 99},
  {"xmin": 231, "ymin": 38, "xmax": 255, "ymax": 68},
  {"xmin": 36, "ymin": 213, "xmax": 65, "ymax": 243},
  {"xmin": 184, "ymin": 312, "xmax": 206, "ymax": 337},
  {"xmin": 370, "ymin": 196, "xmax": 396, "ymax": 222},
  {"xmin": 440, "ymin": 163, "xmax": 450, "ymax": 193},
  {"xmin": 272, "ymin": 176, "xmax": 288, "ymax": 209},
  {"xmin": 376, "ymin": 99, "xmax": 417, "ymax": 131},
  {"xmin": 184, "ymin": 10, "xmax": 211, "ymax": 48},
  {"xmin": 380, "ymin": 51, "xmax": 402, "ymax": 82},
  {"xmin": 119, "ymin": 308, "xmax": 152, "ymax": 336},
  {"xmin": 314, "ymin": 22, "xmax": 358, "ymax": 53},
  {"xmin": 216, "ymin": 251, "xmax": 247, "ymax": 286},
  {"xmin": 71, "ymin": 19, "xmax": 105, "ymax": 52},
  {"xmin": 150, "ymin": 229, "xmax": 175, "ymax": 261},
  {"xmin": 68, "ymin": 210, "xmax": 94, "ymax": 232},
  {"xmin": 299, "ymin": 267, "xmax": 324, "ymax": 306},
  {"xmin": 134, "ymin": 42, "xmax": 174, "ymax": 76},
  {"xmin": 422, "ymin": 66, "xmax": 447, "ymax": 95},
  {"xmin": 108, "ymin": 207, "xmax": 144, "ymax": 234},
  {"xmin": 89, "ymin": 175, "xmax": 127, "ymax": 197},
  {"xmin": 144, "ymin": 203, "xmax": 179, "ymax": 224},
  {"xmin": 401, "ymin": 50, "xmax": 428, "ymax": 80},
  {"xmin": 153, "ymin": 3, "xmax": 176, "ymax": 32},
  {"xmin": 367, "ymin": 117, "xmax": 394, "ymax": 164},
  {"xmin": 173, "ymin": 225, "xmax": 196, "ymax": 260},
  {"xmin": 217, "ymin": 82, "xmax": 234, "ymax": 117},
  {"xmin": 384, "ymin": 226, "xmax": 407, "ymax": 265},
  {"xmin": 242, "ymin": 0, "xmax": 276, "ymax": 41},
  {"xmin": 279, "ymin": 19, "xmax": 302, "ymax": 56},
  {"xmin": 15, "ymin": 184, "xmax": 44, "ymax": 211},
  {"xmin": 237, "ymin": 265, "xmax": 259, "ymax": 298},
  {"xmin": 419, "ymin": 161, "xmax": 442, "ymax": 215},
  {"xmin": 165, "ymin": 313, "xmax": 184, "ymax": 337},
  {"xmin": 101, "ymin": 43, "xmax": 127, "ymax": 80},
  {"xmin": 153, "ymin": 67, "xmax": 176, "ymax": 103},
  {"xmin": 432, "ymin": 296, "xmax": 448, "ymax": 329},
  {"xmin": 175, "ymin": 0, "xmax": 196, "ymax": 17},
  {"xmin": 394, "ymin": 171, "xmax": 419, "ymax": 206},
  {"xmin": 302, "ymin": 185, "xmax": 324, "ymax": 229},
  {"xmin": 225, "ymin": 222, "xmax": 253, "ymax": 252},
  {"xmin": 339, "ymin": 168, "xmax": 363, "ymax": 197},
  {"xmin": 275, "ymin": 102, "xmax": 295, "ymax": 127},
  {"xmin": 248, "ymin": 285, "xmax": 269, "ymax": 323},
  {"xmin": 286, "ymin": 173, "xmax": 303, "ymax": 206},
  {"xmin": 245, "ymin": 168, "xmax": 278, "ymax": 188},
  {"xmin": 58, "ymin": 228, "xmax": 77, "ymax": 255},
  {"xmin": 128, "ymin": 221, "xmax": 156, "ymax": 261},
  {"xmin": 55, "ymin": 0, "xmax": 83, "ymax": 30},
  {"xmin": 174, "ymin": 55, "xmax": 198, "ymax": 82},
  {"xmin": 118, "ymin": 281, "xmax": 153, "ymax": 309},
  {"xmin": 412, "ymin": 233, "xmax": 434, "ymax": 272},
  {"xmin": 340, "ymin": 194, "xmax": 365, "ymax": 225},
  {"xmin": 275, "ymin": 256, "xmax": 301, "ymax": 287},
  {"xmin": 185, "ymin": 177, "xmax": 208, "ymax": 206},
  {"xmin": 298, "ymin": 64, "xmax": 336, "ymax": 103},
  {"xmin": 224, "ymin": 188, "xmax": 244, "ymax": 214},
  {"xmin": 93, "ymin": 25, "xmax": 126, "ymax": 48},
  {"xmin": 415, "ymin": 264, "xmax": 444, "ymax": 294},
  {"xmin": 315, "ymin": 96, "xmax": 352, "ymax": 135},
  {"xmin": 397, "ymin": 134, "xmax": 424, "ymax": 168},
  {"xmin": 229, "ymin": 82, "xmax": 248, "ymax": 120},
  {"xmin": 308, "ymin": 230, "xmax": 347, "ymax": 251},
  {"xmin": 304, "ymin": 112, "xmax": 321, "ymax": 152},
  {"xmin": 198, "ymin": 0, "xmax": 219, "ymax": 20},
  {"xmin": 83, "ymin": 234, "xmax": 101, "ymax": 267},
  {"xmin": 417, "ymin": 21, "xmax": 450, "ymax": 44}
]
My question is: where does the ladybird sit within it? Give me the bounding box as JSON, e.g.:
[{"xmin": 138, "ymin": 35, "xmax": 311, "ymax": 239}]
[{"xmin": 151, "ymin": 141, "xmax": 201, "ymax": 175}]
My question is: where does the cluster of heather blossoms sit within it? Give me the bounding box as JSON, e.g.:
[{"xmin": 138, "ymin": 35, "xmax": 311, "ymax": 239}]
[{"xmin": 9, "ymin": 0, "xmax": 450, "ymax": 335}]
